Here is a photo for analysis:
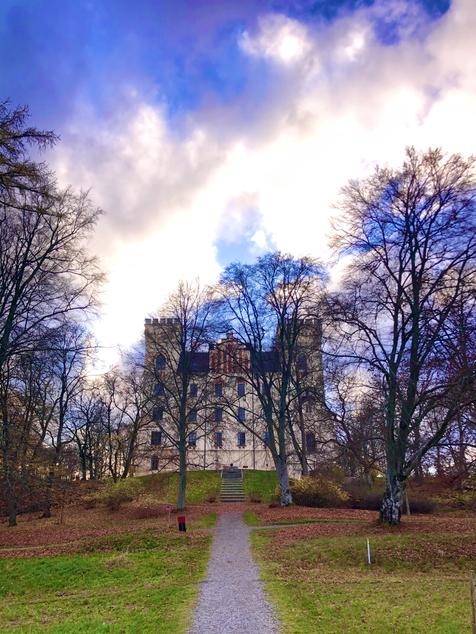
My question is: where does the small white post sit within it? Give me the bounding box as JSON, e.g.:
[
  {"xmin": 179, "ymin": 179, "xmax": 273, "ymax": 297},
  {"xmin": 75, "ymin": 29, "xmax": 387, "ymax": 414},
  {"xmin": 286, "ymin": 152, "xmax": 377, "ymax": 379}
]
[{"xmin": 367, "ymin": 538, "xmax": 371, "ymax": 565}]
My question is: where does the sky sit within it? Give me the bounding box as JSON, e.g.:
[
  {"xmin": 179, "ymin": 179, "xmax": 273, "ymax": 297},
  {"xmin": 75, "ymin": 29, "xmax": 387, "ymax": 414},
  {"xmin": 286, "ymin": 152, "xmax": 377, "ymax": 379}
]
[{"xmin": 1, "ymin": 0, "xmax": 475, "ymax": 368}]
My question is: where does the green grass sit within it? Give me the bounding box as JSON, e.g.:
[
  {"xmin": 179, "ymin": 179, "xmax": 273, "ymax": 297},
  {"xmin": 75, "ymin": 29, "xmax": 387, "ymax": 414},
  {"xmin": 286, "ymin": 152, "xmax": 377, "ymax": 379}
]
[
  {"xmin": 243, "ymin": 510, "xmax": 262, "ymax": 526},
  {"xmin": 252, "ymin": 531, "xmax": 474, "ymax": 633},
  {"xmin": 0, "ymin": 530, "xmax": 211, "ymax": 633},
  {"xmin": 139, "ymin": 470, "xmax": 221, "ymax": 505},
  {"xmin": 243, "ymin": 470, "xmax": 278, "ymax": 503},
  {"xmin": 242, "ymin": 511, "xmax": 367, "ymax": 527}
]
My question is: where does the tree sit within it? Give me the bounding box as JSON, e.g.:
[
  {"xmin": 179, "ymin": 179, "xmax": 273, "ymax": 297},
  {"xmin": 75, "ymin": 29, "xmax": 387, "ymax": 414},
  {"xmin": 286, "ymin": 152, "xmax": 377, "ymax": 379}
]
[
  {"xmin": 324, "ymin": 362, "xmax": 385, "ymax": 484},
  {"xmin": 218, "ymin": 253, "xmax": 323, "ymax": 506},
  {"xmin": 145, "ymin": 281, "xmax": 214, "ymax": 510},
  {"xmin": 0, "ymin": 156, "xmax": 102, "ymax": 526},
  {"xmin": 0, "ymin": 101, "xmax": 56, "ymax": 202},
  {"xmin": 330, "ymin": 147, "xmax": 476, "ymax": 524}
]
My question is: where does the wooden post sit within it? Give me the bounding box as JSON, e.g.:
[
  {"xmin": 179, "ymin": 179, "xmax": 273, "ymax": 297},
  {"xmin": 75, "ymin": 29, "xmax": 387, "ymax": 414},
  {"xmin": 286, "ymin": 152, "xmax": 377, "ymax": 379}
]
[
  {"xmin": 471, "ymin": 574, "xmax": 476, "ymax": 634},
  {"xmin": 405, "ymin": 491, "xmax": 411, "ymax": 516}
]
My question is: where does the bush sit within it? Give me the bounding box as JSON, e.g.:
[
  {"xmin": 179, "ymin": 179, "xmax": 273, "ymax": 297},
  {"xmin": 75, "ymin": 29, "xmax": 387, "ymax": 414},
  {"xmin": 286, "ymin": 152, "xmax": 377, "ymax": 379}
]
[
  {"xmin": 98, "ymin": 478, "xmax": 144, "ymax": 511},
  {"xmin": 407, "ymin": 495, "xmax": 435, "ymax": 514},
  {"xmin": 349, "ymin": 492, "xmax": 383, "ymax": 511},
  {"xmin": 128, "ymin": 505, "xmax": 167, "ymax": 520},
  {"xmin": 290, "ymin": 476, "xmax": 349, "ymax": 508},
  {"xmin": 82, "ymin": 495, "xmax": 98, "ymax": 509},
  {"xmin": 348, "ymin": 490, "xmax": 435, "ymax": 514}
]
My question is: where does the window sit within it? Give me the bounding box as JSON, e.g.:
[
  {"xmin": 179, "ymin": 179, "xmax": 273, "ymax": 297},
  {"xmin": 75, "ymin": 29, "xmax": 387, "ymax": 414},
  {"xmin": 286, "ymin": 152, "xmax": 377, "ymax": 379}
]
[
  {"xmin": 214, "ymin": 407, "xmax": 223, "ymax": 423},
  {"xmin": 264, "ymin": 431, "xmax": 270, "ymax": 447},
  {"xmin": 214, "ymin": 431, "xmax": 223, "ymax": 448},
  {"xmin": 152, "ymin": 407, "xmax": 163, "ymax": 422},
  {"xmin": 155, "ymin": 354, "xmax": 166, "ymax": 371},
  {"xmin": 237, "ymin": 382, "xmax": 245, "ymax": 397},
  {"xmin": 151, "ymin": 431, "xmax": 162, "ymax": 446},
  {"xmin": 297, "ymin": 353, "xmax": 308, "ymax": 373},
  {"xmin": 151, "ymin": 455, "xmax": 159, "ymax": 471},
  {"xmin": 190, "ymin": 383, "xmax": 198, "ymax": 397},
  {"xmin": 154, "ymin": 383, "xmax": 164, "ymax": 396},
  {"xmin": 188, "ymin": 410, "xmax": 197, "ymax": 423},
  {"xmin": 188, "ymin": 431, "xmax": 197, "ymax": 448},
  {"xmin": 238, "ymin": 407, "xmax": 246, "ymax": 422},
  {"xmin": 237, "ymin": 432, "xmax": 246, "ymax": 447},
  {"xmin": 214, "ymin": 382, "xmax": 223, "ymax": 397},
  {"xmin": 306, "ymin": 431, "xmax": 317, "ymax": 453}
]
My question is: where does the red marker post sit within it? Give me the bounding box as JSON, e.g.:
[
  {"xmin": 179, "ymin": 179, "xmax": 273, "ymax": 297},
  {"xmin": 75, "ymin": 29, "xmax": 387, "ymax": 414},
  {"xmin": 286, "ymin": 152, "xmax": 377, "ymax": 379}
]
[{"xmin": 178, "ymin": 515, "xmax": 186, "ymax": 532}]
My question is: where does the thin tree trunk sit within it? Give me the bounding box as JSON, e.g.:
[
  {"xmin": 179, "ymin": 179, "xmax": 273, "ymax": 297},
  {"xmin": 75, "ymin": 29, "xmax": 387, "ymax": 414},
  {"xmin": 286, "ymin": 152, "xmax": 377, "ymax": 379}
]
[
  {"xmin": 3, "ymin": 465, "xmax": 18, "ymax": 527},
  {"xmin": 177, "ymin": 440, "xmax": 187, "ymax": 511}
]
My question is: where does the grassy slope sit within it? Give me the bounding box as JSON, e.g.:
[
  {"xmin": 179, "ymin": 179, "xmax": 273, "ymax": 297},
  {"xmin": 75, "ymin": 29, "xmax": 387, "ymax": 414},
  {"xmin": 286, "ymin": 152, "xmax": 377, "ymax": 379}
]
[
  {"xmin": 139, "ymin": 470, "xmax": 221, "ymax": 504},
  {"xmin": 243, "ymin": 470, "xmax": 278, "ymax": 503},
  {"xmin": 0, "ymin": 531, "xmax": 211, "ymax": 633},
  {"xmin": 253, "ymin": 531, "xmax": 472, "ymax": 633}
]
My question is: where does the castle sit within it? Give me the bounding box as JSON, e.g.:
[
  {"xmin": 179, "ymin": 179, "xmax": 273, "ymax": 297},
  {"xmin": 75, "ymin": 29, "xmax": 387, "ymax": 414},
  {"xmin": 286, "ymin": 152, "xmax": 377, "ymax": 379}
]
[{"xmin": 136, "ymin": 316, "xmax": 327, "ymax": 477}]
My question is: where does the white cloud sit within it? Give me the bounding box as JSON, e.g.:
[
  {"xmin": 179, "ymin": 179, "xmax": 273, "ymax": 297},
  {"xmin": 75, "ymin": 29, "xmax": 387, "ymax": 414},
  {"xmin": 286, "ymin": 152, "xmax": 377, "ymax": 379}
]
[
  {"xmin": 239, "ymin": 14, "xmax": 314, "ymax": 65},
  {"xmin": 54, "ymin": 0, "xmax": 476, "ymax": 368}
]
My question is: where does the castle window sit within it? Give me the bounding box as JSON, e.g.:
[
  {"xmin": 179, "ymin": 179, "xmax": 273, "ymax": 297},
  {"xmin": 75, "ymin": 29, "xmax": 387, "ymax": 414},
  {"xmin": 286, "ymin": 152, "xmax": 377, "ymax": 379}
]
[
  {"xmin": 154, "ymin": 383, "xmax": 164, "ymax": 396},
  {"xmin": 297, "ymin": 353, "xmax": 308, "ymax": 372},
  {"xmin": 237, "ymin": 382, "xmax": 245, "ymax": 397},
  {"xmin": 238, "ymin": 407, "xmax": 246, "ymax": 422},
  {"xmin": 151, "ymin": 455, "xmax": 159, "ymax": 471},
  {"xmin": 214, "ymin": 407, "xmax": 223, "ymax": 423},
  {"xmin": 306, "ymin": 431, "xmax": 317, "ymax": 453},
  {"xmin": 237, "ymin": 432, "xmax": 246, "ymax": 447},
  {"xmin": 214, "ymin": 382, "xmax": 223, "ymax": 397},
  {"xmin": 155, "ymin": 354, "xmax": 166, "ymax": 371},
  {"xmin": 188, "ymin": 410, "xmax": 197, "ymax": 423},
  {"xmin": 188, "ymin": 431, "xmax": 197, "ymax": 447},
  {"xmin": 151, "ymin": 431, "xmax": 162, "ymax": 446},
  {"xmin": 214, "ymin": 431, "xmax": 223, "ymax": 448},
  {"xmin": 152, "ymin": 407, "xmax": 163, "ymax": 422},
  {"xmin": 190, "ymin": 383, "xmax": 198, "ymax": 397}
]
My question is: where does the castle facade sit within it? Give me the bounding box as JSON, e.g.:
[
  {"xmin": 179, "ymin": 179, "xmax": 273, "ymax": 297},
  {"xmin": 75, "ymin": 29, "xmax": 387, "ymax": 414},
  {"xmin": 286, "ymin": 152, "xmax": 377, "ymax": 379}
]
[{"xmin": 136, "ymin": 317, "xmax": 327, "ymax": 477}]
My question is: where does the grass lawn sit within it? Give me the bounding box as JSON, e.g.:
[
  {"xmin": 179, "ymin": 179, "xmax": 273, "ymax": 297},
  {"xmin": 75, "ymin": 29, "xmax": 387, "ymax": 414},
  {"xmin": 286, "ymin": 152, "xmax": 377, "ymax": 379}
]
[
  {"xmin": 139, "ymin": 470, "xmax": 221, "ymax": 504},
  {"xmin": 243, "ymin": 469, "xmax": 278, "ymax": 503},
  {"xmin": 252, "ymin": 520, "xmax": 475, "ymax": 633},
  {"xmin": 0, "ymin": 529, "xmax": 211, "ymax": 633}
]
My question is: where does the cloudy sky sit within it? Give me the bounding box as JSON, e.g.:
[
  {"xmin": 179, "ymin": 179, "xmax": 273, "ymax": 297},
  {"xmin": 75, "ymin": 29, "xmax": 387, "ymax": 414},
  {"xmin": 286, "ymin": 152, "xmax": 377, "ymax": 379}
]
[{"xmin": 2, "ymin": 0, "xmax": 475, "ymax": 366}]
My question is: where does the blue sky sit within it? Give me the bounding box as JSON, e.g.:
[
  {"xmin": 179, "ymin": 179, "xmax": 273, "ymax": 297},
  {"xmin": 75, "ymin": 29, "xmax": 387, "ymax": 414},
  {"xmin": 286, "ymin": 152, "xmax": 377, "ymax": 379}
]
[
  {"xmin": 1, "ymin": 0, "xmax": 473, "ymax": 366},
  {"xmin": 1, "ymin": 0, "xmax": 450, "ymax": 128}
]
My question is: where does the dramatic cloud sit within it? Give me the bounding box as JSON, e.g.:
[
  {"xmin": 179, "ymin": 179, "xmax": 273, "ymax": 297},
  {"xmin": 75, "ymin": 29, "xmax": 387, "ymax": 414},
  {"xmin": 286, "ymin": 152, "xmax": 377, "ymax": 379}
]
[{"xmin": 49, "ymin": 0, "xmax": 475, "ymax": 367}]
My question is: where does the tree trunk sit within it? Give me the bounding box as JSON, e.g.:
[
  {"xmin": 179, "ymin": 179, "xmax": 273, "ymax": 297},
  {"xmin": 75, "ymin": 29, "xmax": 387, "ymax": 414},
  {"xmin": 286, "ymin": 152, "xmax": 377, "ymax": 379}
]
[
  {"xmin": 276, "ymin": 458, "xmax": 292, "ymax": 506},
  {"xmin": 177, "ymin": 442, "xmax": 187, "ymax": 511},
  {"xmin": 2, "ymin": 451, "xmax": 18, "ymax": 527},
  {"xmin": 380, "ymin": 472, "xmax": 404, "ymax": 525},
  {"xmin": 4, "ymin": 472, "xmax": 18, "ymax": 527},
  {"xmin": 41, "ymin": 468, "xmax": 54, "ymax": 519}
]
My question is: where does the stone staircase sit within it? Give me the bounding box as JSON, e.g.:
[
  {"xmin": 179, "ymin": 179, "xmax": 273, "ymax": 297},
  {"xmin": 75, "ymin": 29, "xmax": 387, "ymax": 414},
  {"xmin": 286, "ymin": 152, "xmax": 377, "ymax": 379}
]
[{"xmin": 220, "ymin": 467, "xmax": 245, "ymax": 502}]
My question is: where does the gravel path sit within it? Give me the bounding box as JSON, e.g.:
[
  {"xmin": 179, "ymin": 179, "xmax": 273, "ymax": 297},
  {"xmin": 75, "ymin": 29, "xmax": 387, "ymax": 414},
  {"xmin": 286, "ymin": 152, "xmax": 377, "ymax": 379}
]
[{"xmin": 189, "ymin": 511, "xmax": 280, "ymax": 634}]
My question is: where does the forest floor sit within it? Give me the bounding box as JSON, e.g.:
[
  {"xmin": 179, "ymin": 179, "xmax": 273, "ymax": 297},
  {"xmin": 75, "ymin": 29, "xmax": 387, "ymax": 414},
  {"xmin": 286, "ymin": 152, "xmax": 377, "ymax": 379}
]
[{"xmin": 248, "ymin": 506, "xmax": 476, "ymax": 633}]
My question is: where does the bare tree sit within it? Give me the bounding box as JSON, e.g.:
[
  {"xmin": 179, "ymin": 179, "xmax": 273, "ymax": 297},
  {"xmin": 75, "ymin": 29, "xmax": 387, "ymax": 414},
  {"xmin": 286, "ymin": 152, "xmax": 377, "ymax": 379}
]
[
  {"xmin": 217, "ymin": 253, "xmax": 323, "ymax": 506},
  {"xmin": 330, "ymin": 147, "xmax": 476, "ymax": 524},
  {"xmin": 0, "ymin": 101, "xmax": 56, "ymax": 202},
  {"xmin": 144, "ymin": 281, "xmax": 214, "ymax": 510},
  {"xmin": 0, "ymin": 174, "xmax": 102, "ymax": 526}
]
